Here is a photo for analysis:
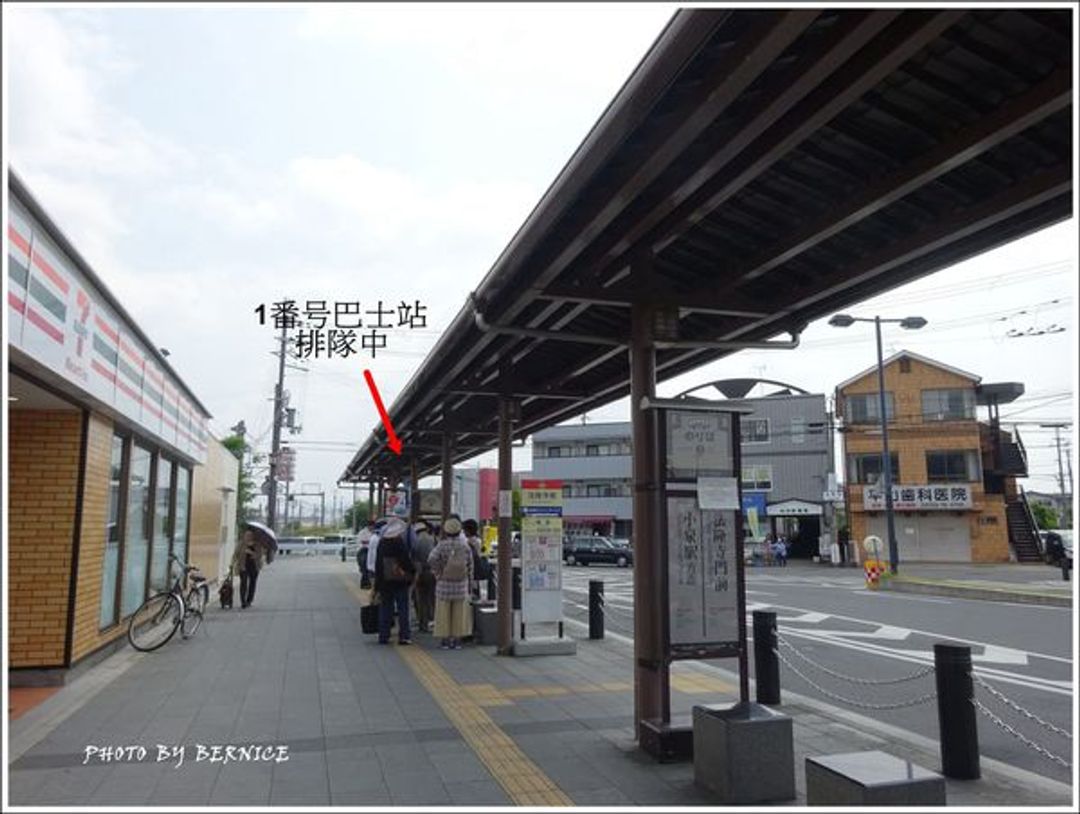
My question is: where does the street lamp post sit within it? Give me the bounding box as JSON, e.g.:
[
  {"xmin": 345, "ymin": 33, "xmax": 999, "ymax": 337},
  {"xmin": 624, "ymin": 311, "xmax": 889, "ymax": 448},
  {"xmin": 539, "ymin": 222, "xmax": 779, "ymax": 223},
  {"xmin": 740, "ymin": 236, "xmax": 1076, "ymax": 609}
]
[{"xmin": 829, "ymin": 313, "xmax": 927, "ymax": 575}]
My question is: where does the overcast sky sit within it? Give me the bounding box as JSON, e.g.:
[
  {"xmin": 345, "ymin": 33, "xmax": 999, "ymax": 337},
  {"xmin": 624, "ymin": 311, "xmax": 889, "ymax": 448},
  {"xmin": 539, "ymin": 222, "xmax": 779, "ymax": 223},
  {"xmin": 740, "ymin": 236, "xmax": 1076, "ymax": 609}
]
[{"xmin": 4, "ymin": 3, "xmax": 1076, "ymax": 519}]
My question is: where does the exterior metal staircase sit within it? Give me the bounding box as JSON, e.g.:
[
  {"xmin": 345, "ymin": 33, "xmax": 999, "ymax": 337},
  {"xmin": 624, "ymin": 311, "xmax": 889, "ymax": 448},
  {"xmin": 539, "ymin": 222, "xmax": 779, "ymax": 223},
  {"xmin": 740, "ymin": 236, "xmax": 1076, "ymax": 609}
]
[{"xmin": 1006, "ymin": 488, "xmax": 1044, "ymax": 563}]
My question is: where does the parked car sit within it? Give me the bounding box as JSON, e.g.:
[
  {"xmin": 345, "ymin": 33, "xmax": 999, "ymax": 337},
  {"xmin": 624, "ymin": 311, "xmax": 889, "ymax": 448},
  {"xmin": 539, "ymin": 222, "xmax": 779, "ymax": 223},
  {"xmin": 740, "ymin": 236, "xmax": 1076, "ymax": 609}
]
[
  {"xmin": 563, "ymin": 535, "xmax": 633, "ymax": 567},
  {"xmin": 609, "ymin": 537, "xmax": 632, "ymax": 550},
  {"xmin": 1039, "ymin": 529, "xmax": 1073, "ymax": 565}
]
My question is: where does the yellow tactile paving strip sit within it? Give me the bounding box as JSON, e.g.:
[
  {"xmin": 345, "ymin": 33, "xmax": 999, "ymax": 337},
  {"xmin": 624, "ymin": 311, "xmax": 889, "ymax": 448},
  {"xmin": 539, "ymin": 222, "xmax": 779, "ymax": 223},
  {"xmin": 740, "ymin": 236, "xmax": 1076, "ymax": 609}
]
[
  {"xmin": 339, "ymin": 574, "xmax": 573, "ymax": 806},
  {"xmin": 461, "ymin": 681, "xmax": 634, "ymax": 707},
  {"xmin": 670, "ymin": 673, "xmax": 735, "ymax": 694},
  {"xmin": 399, "ymin": 645, "xmax": 574, "ymax": 807}
]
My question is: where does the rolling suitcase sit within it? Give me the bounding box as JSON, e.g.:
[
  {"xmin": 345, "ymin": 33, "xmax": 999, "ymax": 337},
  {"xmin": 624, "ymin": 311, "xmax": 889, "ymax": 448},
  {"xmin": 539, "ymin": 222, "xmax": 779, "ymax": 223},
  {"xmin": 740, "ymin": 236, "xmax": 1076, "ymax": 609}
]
[{"xmin": 361, "ymin": 603, "xmax": 379, "ymax": 634}]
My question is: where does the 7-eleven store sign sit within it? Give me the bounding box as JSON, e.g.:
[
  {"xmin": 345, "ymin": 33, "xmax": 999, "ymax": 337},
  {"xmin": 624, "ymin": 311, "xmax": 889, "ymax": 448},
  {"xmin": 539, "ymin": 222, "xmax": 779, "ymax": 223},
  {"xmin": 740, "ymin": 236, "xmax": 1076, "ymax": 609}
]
[{"xmin": 8, "ymin": 195, "xmax": 208, "ymax": 465}]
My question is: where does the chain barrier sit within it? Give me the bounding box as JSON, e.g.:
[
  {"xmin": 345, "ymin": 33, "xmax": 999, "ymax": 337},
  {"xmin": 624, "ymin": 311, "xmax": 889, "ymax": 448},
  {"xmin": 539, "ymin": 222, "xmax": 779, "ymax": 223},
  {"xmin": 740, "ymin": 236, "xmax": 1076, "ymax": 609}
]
[
  {"xmin": 972, "ymin": 699, "xmax": 1072, "ymax": 769},
  {"xmin": 970, "ymin": 672, "xmax": 1072, "ymax": 741},
  {"xmin": 774, "ymin": 648, "xmax": 937, "ymax": 711},
  {"xmin": 777, "ymin": 634, "xmax": 936, "ymax": 686}
]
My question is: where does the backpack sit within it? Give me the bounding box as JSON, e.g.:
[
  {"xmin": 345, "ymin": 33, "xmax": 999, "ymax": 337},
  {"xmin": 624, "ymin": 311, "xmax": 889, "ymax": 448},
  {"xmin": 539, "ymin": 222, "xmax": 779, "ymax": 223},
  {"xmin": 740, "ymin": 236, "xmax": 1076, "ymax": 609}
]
[{"xmin": 442, "ymin": 544, "xmax": 469, "ymax": 582}]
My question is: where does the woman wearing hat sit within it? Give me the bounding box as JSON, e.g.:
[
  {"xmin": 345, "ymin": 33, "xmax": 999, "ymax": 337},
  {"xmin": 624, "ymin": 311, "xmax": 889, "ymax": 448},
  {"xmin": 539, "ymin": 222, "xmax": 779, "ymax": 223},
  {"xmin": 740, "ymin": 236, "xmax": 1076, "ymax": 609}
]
[{"xmin": 427, "ymin": 516, "xmax": 473, "ymax": 649}]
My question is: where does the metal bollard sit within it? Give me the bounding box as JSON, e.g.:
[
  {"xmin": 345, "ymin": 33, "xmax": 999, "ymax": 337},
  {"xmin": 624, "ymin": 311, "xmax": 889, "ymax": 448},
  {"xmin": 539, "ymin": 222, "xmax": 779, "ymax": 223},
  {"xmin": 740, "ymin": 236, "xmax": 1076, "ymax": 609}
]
[
  {"xmin": 340, "ymin": 546, "xmax": 346, "ymax": 562},
  {"xmin": 753, "ymin": 610, "xmax": 781, "ymax": 705},
  {"xmin": 1062, "ymin": 557, "xmax": 1071, "ymax": 582},
  {"xmin": 934, "ymin": 644, "xmax": 980, "ymax": 779},
  {"xmin": 588, "ymin": 580, "xmax": 604, "ymax": 639}
]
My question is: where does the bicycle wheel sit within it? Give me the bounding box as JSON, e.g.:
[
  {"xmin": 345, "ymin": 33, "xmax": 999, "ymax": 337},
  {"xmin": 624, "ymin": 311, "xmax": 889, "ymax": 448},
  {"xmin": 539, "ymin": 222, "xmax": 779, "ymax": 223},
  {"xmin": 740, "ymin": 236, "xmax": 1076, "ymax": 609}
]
[
  {"xmin": 128, "ymin": 592, "xmax": 183, "ymax": 652},
  {"xmin": 183, "ymin": 587, "xmax": 206, "ymax": 637}
]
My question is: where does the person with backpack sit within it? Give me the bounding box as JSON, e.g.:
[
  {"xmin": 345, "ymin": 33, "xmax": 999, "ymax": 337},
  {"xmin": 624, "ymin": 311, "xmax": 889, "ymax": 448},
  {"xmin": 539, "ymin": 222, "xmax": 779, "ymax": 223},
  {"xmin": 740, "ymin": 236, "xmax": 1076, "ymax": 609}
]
[
  {"xmin": 428, "ymin": 517, "xmax": 473, "ymax": 649},
  {"xmin": 373, "ymin": 517, "xmax": 416, "ymax": 645}
]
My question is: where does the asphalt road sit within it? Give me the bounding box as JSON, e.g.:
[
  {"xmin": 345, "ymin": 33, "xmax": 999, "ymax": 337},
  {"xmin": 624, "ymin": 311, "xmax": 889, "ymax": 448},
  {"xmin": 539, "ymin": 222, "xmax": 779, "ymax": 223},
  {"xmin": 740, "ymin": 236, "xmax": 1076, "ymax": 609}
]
[{"xmin": 558, "ymin": 562, "xmax": 1074, "ymax": 784}]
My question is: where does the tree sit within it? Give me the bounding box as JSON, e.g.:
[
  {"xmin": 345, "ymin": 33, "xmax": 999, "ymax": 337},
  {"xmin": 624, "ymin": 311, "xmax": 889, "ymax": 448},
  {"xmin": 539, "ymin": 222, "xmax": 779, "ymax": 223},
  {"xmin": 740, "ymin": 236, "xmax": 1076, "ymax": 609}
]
[
  {"xmin": 1030, "ymin": 501, "xmax": 1058, "ymax": 530},
  {"xmin": 344, "ymin": 500, "xmax": 373, "ymax": 531},
  {"xmin": 221, "ymin": 433, "xmax": 259, "ymax": 519}
]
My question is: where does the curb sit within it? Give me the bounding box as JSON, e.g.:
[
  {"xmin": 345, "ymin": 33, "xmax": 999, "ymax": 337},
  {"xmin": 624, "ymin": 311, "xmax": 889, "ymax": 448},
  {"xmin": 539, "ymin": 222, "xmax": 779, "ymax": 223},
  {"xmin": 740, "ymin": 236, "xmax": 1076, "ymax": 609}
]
[{"xmin": 881, "ymin": 577, "xmax": 1072, "ymax": 607}]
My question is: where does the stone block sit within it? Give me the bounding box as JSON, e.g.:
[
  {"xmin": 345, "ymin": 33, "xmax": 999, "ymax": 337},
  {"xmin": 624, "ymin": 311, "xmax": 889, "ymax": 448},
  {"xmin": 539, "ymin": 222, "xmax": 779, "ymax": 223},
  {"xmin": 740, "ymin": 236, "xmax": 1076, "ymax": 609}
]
[
  {"xmin": 805, "ymin": 751, "xmax": 945, "ymax": 806},
  {"xmin": 693, "ymin": 701, "xmax": 795, "ymax": 804},
  {"xmin": 510, "ymin": 637, "xmax": 577, "ymax": 656}
]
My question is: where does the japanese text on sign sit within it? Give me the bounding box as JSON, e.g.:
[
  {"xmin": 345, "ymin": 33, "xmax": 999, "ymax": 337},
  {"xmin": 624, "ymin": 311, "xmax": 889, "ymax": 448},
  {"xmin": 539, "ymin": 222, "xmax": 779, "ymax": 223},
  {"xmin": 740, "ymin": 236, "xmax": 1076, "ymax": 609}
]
[
  {"xmin": 254, "ymin": 299, "xmax": 427, "ymax": 359},
  {"xmin": 863, "ymin": 484, "xmax": 972, "ymax": 511},
  {"xmin": 667, "ymin": 496, "xmax": 739, "ymax": 647},
  {"xmin": 666, "ymin": 410, "xmax": 733, "ymax": 479},
  {"xmin": 520, "ymin": 479, "xmax": 564, "ymax": 622}
]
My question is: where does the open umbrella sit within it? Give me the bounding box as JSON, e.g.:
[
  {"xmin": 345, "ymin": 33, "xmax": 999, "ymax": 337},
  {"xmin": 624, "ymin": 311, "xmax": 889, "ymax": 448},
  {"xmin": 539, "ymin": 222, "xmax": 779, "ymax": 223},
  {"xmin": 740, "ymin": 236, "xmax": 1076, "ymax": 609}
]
[{"xmin": 243, "ymin": 520, "xmax": 278, "ymax": 552}]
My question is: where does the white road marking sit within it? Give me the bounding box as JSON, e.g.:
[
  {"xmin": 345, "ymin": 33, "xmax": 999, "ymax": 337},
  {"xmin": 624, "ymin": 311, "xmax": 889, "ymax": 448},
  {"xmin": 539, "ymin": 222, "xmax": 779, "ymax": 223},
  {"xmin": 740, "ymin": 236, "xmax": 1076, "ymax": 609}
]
[
  {"xmin": 779, "ymin": 629, "xmax": 1070, "ymax": 695},
  {"xmin": 754, "ymin": 601, "xmax": 1073, "ymax": 665}
]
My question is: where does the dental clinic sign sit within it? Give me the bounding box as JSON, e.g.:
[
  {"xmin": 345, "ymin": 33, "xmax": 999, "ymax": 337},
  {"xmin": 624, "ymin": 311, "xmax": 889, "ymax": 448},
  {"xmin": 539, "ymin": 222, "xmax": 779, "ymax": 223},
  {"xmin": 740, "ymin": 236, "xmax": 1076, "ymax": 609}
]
[{"xmin": 864, "ymin": 484, "xmax": 972, "ymax": 511}]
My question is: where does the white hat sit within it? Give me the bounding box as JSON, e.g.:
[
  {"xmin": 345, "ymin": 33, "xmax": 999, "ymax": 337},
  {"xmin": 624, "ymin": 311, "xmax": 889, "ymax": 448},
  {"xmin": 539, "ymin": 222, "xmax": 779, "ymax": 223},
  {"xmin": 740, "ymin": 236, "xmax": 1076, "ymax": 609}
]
[
  {"xmin": 381, "ymin": 517, "xmax": 408, "ymax": 539},
  {"xmin": 443, "ymin": 517, "xmax": 463, "ymax": 536}
]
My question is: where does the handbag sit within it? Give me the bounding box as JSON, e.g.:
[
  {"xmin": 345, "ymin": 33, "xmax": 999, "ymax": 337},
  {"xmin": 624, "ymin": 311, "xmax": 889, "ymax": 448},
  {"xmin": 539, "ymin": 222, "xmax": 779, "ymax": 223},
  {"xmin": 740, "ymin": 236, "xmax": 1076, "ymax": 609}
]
[
  {"xmin": 382, "ymin": 557, "xmax": 408, "ymax": 582},
  {"xmin": 360, "ymin": 603, "xmax": 379, "ymax": 634}
]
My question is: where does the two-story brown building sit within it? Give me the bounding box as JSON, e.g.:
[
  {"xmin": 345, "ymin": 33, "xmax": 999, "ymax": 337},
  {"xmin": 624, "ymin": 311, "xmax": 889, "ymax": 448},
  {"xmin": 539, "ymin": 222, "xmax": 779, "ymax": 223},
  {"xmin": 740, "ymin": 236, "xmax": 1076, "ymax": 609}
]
[{"xmin": 837, "ymin": 351, "xmax": 1037, "ymax": 564}]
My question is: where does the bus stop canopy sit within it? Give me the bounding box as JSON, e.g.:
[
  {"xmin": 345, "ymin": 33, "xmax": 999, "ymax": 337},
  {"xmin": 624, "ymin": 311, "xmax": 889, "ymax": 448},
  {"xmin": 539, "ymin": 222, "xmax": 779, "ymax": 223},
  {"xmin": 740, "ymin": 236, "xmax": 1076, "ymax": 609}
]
[{"xmin": 342, "ymin": 7, "xmax": 1072, "ymax": 485}]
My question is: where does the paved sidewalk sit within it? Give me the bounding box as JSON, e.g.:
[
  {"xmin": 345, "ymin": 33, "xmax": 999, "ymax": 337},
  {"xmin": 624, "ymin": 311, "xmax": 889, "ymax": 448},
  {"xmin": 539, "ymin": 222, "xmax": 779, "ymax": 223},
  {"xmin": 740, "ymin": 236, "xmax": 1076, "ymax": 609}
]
[{"xmin": 7, "ymin": 557, "xmax": 1073, "ymax": 808}]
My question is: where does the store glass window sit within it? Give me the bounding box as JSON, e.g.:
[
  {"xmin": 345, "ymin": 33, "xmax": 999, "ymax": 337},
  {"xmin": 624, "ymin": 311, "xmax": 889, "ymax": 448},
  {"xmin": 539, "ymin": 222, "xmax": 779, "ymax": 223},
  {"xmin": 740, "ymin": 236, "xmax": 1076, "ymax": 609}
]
[
  {"xmin": 149, "ymin": 457, "xmax": 174, "ymax": 592},
  {"xmin": 848, "ymin": 453, "xmax": 900, "ymax": 484},
  {"xmin": 845, "ymin": 393, "xmax": 895, "ymax": 424},
  {"xmin": 120, "ymin": 444, "xmax": 153, "ymax": 616},
  {"xmin": 99, "ymin": 435, "xmax": 125, "ymax": 628},
  {"xmin": 791, "ymin": 416, "xmax": 806, "ymax": 445},
  {"xmin": 744, "ymin": 418, "xmax": 770, "ymax": 444},
  {"xmin": 922, "ymin": 389, "xmax": 975, "ymax": 421},
  {"xmin": 741, "ymin": 465, "xmax": 773, "ymax": 491},
  {"xmin": 173, "ymin": 466, "xmax": 191, "ymax": 563},
  {"xmin": 926, "ymin": 450, "xmax": 980, "ymax": 482}
]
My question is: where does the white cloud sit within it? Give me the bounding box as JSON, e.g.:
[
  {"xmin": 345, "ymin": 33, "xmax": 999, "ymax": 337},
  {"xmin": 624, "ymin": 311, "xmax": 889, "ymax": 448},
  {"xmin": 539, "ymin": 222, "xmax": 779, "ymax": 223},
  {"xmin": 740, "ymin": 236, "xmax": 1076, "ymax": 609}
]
[
  {"xmin": 295, "ymin": 3, "xmax": 674, "ymax": 92},
  {"xmin": 6, "ymin": 7, "xmax": 190, "ymax": 179}
]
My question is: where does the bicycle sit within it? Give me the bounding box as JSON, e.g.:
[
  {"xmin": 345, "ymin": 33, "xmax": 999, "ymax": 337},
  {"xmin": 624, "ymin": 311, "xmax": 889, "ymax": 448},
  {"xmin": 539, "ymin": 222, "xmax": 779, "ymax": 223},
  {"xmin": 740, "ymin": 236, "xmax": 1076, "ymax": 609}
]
[{"xmin": 127, "ymin": 554, "xmax": 210, "ymax": 652}]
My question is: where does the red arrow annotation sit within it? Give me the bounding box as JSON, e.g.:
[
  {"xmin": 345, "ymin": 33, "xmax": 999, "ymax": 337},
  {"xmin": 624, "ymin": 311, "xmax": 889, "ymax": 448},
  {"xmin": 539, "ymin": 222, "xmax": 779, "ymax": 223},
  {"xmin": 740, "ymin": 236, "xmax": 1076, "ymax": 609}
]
[{"xmin": 363, "ymin": 369, "xmax": 402, "ymax": 455}]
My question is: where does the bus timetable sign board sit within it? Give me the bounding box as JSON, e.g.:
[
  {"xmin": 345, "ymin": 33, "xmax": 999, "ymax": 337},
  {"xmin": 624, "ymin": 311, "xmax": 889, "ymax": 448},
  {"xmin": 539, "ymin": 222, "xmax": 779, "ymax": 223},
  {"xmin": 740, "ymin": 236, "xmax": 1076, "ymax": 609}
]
[
  {"xmin": 655, "ymin": 405, "xmax": 747, "ymax": 662},
  {"xmin": 520, "ymin": 479, "xmax": 564, "ymax": 624}
]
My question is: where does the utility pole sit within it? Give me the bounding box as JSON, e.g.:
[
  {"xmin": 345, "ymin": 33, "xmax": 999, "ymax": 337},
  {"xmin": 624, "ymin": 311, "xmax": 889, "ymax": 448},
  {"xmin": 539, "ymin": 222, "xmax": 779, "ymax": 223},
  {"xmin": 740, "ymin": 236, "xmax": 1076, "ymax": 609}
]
[
  {"xmin": 267, "ymin": 323, "xmax": 288, "ymax": 532},
  {"xmin": 1066, "ymin": 441, "xmax": 1074, "ymax": 528},
  {"xmin": 1040, "ymin": 423, "xmax": 1070, "ymax": 523}
]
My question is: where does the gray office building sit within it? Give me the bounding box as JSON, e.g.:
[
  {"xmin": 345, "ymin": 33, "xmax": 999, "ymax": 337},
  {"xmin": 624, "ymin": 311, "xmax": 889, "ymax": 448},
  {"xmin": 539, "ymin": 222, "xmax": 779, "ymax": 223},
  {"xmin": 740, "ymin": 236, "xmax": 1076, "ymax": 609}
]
[{"xmin": 530, "ymin": 388, "xmax": 837, "ymax": 557}]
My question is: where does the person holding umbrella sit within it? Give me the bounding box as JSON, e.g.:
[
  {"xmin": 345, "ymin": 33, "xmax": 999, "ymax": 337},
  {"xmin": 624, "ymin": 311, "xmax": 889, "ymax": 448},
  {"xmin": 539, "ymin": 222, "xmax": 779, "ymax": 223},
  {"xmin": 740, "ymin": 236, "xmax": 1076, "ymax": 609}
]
[{"xmin": 233, "ymin": 521, "xmax": 277, "ymax": 609}]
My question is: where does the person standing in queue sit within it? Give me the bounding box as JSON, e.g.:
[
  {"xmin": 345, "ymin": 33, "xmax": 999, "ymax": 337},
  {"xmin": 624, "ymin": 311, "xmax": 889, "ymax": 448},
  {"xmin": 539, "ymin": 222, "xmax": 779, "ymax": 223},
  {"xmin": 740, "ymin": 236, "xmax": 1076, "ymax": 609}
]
[
  {"xmin": 373, "ymin": 516, "xmax": 416, "ymax": 645},
  {"xmin": 428, "ymin": 517, "xmax": 473, "ymax": 649},
  {"xmin": 411, "ymin": 520, "xmax": 437, "ymax": 633}
]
